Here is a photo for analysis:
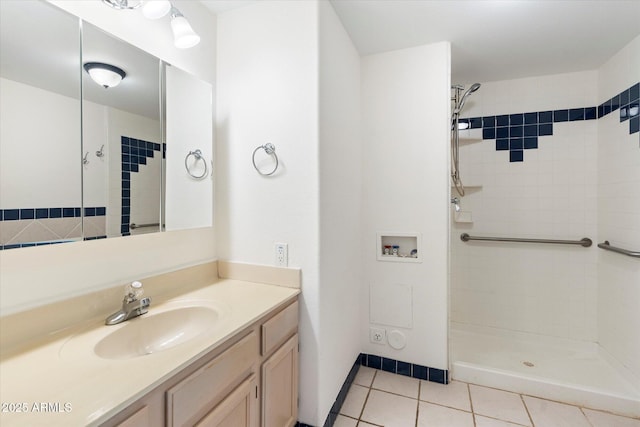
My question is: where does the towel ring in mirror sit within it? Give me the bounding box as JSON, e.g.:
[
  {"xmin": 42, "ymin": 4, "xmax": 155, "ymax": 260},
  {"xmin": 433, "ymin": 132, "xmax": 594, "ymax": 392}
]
[{"xmin": 185, "ymin": 149, "xmax": 208, "ymax": 179}]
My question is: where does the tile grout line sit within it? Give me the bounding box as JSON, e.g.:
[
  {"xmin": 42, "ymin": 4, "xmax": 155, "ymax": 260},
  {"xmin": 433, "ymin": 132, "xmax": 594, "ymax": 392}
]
[
  {"xmin": 414, "ymin": 380, "xmax": 421, "ymax": 427},
  {"xmin": 467, "ymin": 383, "xmax": 477, "ymax": 427},
  {"xmin": 579, "ymin": 407, "xmax": 597, "ymax": 427},
  {"xmin": 520, "ymin": 393, "xmax": 535, "ymax": 427},
  {"xmin": 356, "ymin": 369, "xmax": 376, "ymax": 425}
]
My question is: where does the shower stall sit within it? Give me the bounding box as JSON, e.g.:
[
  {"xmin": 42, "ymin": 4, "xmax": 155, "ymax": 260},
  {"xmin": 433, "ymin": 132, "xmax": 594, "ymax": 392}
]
[{"xmin": 448, "ymin": 60, "xmax": 640, "ymax": 418}]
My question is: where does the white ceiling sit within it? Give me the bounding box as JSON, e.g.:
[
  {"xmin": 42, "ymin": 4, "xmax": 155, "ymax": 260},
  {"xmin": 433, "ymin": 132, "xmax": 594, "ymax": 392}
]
[{"xmin": 202, "ymin": 0, "xmax": 640, "ymax": 84}]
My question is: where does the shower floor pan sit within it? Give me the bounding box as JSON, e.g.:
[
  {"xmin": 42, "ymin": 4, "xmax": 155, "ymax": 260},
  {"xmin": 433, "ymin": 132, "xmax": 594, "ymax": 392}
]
[{"xmin": 450, "ymin": 324, "xmax": 640, "ymax": 418}]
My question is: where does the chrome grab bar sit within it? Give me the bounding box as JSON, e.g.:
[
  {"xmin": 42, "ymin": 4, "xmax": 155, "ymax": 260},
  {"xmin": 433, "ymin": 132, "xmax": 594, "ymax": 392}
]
[
  {"xmin": 460, "ymin": 233, "xmax": 592, "ymax": 247},
  {"xmin": 597, "ymin": 241, "xmax": 640, "ymax": 259},
  {"xmin": 130, "ymin": 223, "xmax": 160, "ymax": 230}
]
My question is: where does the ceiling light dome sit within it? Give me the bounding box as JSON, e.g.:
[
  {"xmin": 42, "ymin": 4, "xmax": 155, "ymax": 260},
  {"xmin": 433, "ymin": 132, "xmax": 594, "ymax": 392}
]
[{"xmin": 83, "ymin": 62, "xmax": 126, "ymax": 88}]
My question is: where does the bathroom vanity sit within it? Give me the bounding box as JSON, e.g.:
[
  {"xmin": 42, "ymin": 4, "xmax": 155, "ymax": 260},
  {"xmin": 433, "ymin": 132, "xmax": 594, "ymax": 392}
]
[{"xmin": 0, "ymin": 262, "xmax": 300, "ymax": 427}]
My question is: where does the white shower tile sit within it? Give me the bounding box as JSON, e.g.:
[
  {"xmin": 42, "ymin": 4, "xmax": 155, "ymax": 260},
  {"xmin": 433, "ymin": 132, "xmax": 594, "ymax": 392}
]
[
  {"xmin": 469, "ymin": 385, "xmax": 531, "ymax": 426},
  {"xmin": 523, "ymin": 396, "xmax": 590, "ymax": 427},
  {"xmin": 334, "ymin": 415, "xmax": 358, "ymax": 427},
  {"xmin": 475, "ymin": 415, "xmax": 528, "ymax": 427}
]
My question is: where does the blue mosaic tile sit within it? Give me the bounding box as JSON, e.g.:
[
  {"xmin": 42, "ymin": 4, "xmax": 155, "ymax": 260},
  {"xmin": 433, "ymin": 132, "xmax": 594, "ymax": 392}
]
[
  {"xmin": 510, "ymin": 113, "xmax": 524, "ymax": 125},
  {"xmin": 631, "ymin": 102, "xmax": 639, "ymax": 117},
  {"xmin": 611, "ymin": 95, "xmax": 620, "ymax": 112},
  {"xmin": 510, "ymin": 150, "xmax": 524, "ymax": 162},
  {"xmin": 524, "ymin": 125, "xmax": 537, "ymax": 137},
  {"xmin": 631, "ymin": 116, "xmax": 639, "ymax": 134},
  {"xmin": 524, "ymin": 112, "xmax": 538, "ymax": 124},
  {"xmin": 483, "ymin": 116, "xmax": 496, "ymax": 127},
  {"xmin": 483, "ymin": 127, "xmax": 496, "ymax": 139},
  {"xmin": 554, "ymin": 109, "xmax": 569, "ymax": 122},
  {"xmin": 496, "ymin": 139, "xmax": 509, "ymax": 151},
  {"xmin": 85, "ymin": 207, "xmax": 96, "ymax": 217},
  {"xmin": 510, "ymin": 126, "xmax": 523, "ymax": 138},
  {"xmin": 510, "ymin": 138, "xmax": 524, "ymax": 150},
  {"xmin": 412, "ymin": 364, "xmax": 428, "ymax": 380},
  {"xmin": 630, "ymin": 83, "xmax": 639, "ymax": 102},
  {"xmin": 496, "ymin": 127, "xmax": 509, "ymax": 139},
  {"xmin": 36, "ymin": 208, "xmax": 48, "ymax": 219},
  {"xmin": 50, "ymin": 208, "xmax": 62, "ymax": 218},
  {"xmin": 397, "ymin": 361, "xmax": 412, "ymax": 377},
  {"xmin": 539, "ymin": 111, "xmax": 553, "ymax": 123},
  {"xmin": 4, "ymin": 209, "xmax": 19, "ymax": 221},
  {"xmin": 428, "ymin": 368, "xmax": 448, "ymax": 384},
  {"xmin": 382, "ymin": 358, "xmax": 396, "ymax": 373},
  {"xmin": 367, "ymin": 355, "xmax": 382, "ymax": 369},
  {"xmin": 598, "ymin": 104, "xmax": 605, "ymax": 118},
  {"xmin": 470, "ymin": 117, "xmax": 482, "ymax": 129},
  {"xmin": 621, "ymin": 106, "xmax": 629, "ymax": 122},
  {"xmin": 569, "ymin": 108, "xmax": 585, "ymax": 121},
  {"xmin": 63, "ymin": 208, "xmax": 75, "ymax": 218},
  {"xmin": 496, "ymin": 115, "xmax": 509, "ymax": 126},
  {"xmin": 539, "ymin": 123, "xmax": 553, "ymax": 136},
  {"xmin": 524, "ymin": 137, "xmax": 538, "ymax": 149},
  {"xmin": 620, "ymin": 88, "xmax": 630, "ymax": 105},
  {"xmin": 585, "ymin": 107, "xmax": 597, "ymax": 120},
  {"xmin": 20, "ymin": 209, "xmax": 34, "ymax": 220},
  {"xmin": 96, "ymin": 207, "xmax": 106, "ymax": 216}
]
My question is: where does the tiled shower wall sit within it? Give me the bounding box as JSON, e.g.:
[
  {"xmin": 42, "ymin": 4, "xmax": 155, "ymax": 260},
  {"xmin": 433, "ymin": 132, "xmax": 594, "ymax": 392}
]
[{"xmin": 450, "ymin": 70, "xmax": 600, "ymax": 341}]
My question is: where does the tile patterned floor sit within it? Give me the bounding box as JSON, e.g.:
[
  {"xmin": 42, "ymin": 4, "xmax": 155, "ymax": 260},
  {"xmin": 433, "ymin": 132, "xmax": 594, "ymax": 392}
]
[{"xmin": 335, "ymin": 366, "xmax": 640, "ymax": 427}]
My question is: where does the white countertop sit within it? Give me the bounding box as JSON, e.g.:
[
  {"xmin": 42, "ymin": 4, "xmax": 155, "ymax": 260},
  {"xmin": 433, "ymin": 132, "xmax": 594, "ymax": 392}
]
[{"xmin": 0, "ymin": 279, "xmax": 299, "ymax": 426}]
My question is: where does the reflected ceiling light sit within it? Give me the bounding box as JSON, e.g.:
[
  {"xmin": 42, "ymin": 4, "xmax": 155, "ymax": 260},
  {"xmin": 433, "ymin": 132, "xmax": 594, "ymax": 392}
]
[
  {"xmin": 170, "ymin": 7, "xmax": 201, "ymax": 49},
  {"xmin": 142, "ymin": 0, "xmax": 171, "ymax": 19},
  {"xmin": 83, "ymin": 62, "xmax": 126, "ymax": 89},
  {"xmin": 102, "ymin": 0, "xmax": 142, "ymax": 10}
]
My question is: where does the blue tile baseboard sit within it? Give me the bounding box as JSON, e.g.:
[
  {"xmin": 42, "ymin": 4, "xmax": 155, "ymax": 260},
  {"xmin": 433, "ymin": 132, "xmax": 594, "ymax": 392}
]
[
  {"xmin": 462, "ymin": 81, "xmax": 639, "ymax": 163},
  {"xmin": 322, "ymin": 358, "xmax": 360, "ymax": 427},
  {"xmin": 359, "ymin": 353, "xmax": 449, "ymax": 384},
  {"xmin": 0, "ymin": 207, "xmax": 106, "ymax": 221}
]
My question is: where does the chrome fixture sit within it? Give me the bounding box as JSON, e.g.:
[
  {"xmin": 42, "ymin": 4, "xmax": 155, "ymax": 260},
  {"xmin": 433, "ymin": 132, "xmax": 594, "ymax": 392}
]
[
  {"xmin": 598, "ymin": 241, "xmax": 640, "ymax": 258},
  {"xmin": 451, "ymin": 83, "xmax": 481, "ymax": 197},
  {"xmin": 83, "ymin": 62, "xmax": 126, "ymax": 88},
  {"xmin": 96, "ymin": 144, "xmax": 105, "ymax": 158},
  {"xmin": 83, "ymin": 152, "xmax": 90, "ymax": 165},
  {"xmin": 105, "ymin": 281, "xmax": 152, "ymax": 325},
  {"xmin": 252, "ymin": 143, "xmax": 279, "ymax": 176},
  {"xmin": 185, "ymin": 149, "xmax": 208, "ymax": 179},
  {"xmin": 102, "ymin": 0, "xmax": 142, "ymax": 10},
  {"xmin": 461, "ymin": 233, "xmax": 593, "ymax": 247},
  {"xmin": 451, "ymin": 197, "xmax": 461, "ymax": 212},
  {"xmin": 103, "ymin": 1, "xmax": 200, "ymax": 49}
]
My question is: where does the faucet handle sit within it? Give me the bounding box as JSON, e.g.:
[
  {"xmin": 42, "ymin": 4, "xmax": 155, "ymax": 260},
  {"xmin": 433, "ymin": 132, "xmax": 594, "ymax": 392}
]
[{"xmin": 124, "ymin": 281, "xmax": 144, "ymax": 301}]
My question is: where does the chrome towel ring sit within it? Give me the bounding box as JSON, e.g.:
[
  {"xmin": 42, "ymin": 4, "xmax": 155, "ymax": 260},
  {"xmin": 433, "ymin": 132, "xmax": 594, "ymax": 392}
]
[
  {"xmin": 185, "ymin": 149, "xmax": 208, "ymax": 179},
  {"xmin": 252, "ymin": 143, "xmax": 279, "ymax": 176}
]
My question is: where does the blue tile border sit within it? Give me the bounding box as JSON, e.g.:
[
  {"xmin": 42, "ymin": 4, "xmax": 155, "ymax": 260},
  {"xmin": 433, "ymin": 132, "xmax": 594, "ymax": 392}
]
[
  {"xmin": 463, "ymin": 81, "xmax": 639, "ymax": 163},
  {"xmin": 359, "ymin": 353, "xmax": 449, "ymax": 385},
  {"xmin": 120, "ymin": 136, "xmax": 163, "ymax": 236},
  {"xmin": 0, "ymin": 207, "xmax": 106, "ymax": 222},
  {"xmin": 322, "ymin": 358, "xmax": 360, "ymax": 427}
]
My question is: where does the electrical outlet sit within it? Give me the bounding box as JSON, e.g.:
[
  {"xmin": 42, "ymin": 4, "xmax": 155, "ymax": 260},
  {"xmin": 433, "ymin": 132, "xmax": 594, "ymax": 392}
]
[
  {"xmin": 370, "ymin": 327, "xmax": 386, "ymax": 344},
  {"xmin": 275, "ymin": 243, "xmax": 288, "ymax": 267}
]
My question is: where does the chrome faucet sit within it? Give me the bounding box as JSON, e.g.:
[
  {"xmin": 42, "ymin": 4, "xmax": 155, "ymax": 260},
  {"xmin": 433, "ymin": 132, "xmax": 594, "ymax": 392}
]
[{"xmin": 105, "ymin": 281, "xmax": 152, "ymax": 325}]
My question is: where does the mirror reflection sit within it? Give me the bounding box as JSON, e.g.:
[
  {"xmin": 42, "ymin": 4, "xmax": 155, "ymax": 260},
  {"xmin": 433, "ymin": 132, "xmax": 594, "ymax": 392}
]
[
  {"xmin": 0, "ymin": 0, "xmax": 82, "ymax": 249},
  {"xmin": 81, "ymin": 22, "xmax": 162, "ymax": 238}
]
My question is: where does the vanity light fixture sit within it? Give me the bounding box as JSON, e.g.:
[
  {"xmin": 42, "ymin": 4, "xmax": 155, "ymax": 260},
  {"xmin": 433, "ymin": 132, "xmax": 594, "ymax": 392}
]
[
  {"xmin": 103, "ymin": 0, "xmax": 200, "ymax": 49},
  {"xmin": 83, "ymin": 62, "xmax": 126, "ymax": 89},
  {"xmin": 170, "ymin": 7, "xmax": 201, "ymax": 49},
  {"xmin": 102, "ymin": 0, "xmax": 142, "ymax": 10}
]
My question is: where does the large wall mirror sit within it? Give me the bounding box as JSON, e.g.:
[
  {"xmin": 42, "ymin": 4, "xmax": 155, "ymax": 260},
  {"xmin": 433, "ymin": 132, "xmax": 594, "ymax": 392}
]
[{"xmin": 0, "ymin": 0, "xmax": 212, "ymax": 250}]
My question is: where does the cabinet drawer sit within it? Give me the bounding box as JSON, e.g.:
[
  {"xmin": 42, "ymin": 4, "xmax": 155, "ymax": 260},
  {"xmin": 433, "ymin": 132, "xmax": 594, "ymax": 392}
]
[
  {"xmin": 167, "ymin": 331, "xmax": 259, "ymax": 427},
  {"xmin": 114, "ymin": 406, "xmax": 150, "ymax": 427},
  {"xmin": 262, "ymin": 301, "xmax": 298, "ymax": 355},
  {"xmin": 195, "ymin": 374, "xmax": 258, "ymax": 427}
]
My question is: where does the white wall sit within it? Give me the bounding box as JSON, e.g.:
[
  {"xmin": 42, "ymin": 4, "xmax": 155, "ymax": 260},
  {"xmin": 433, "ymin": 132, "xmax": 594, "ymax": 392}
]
[
  {"xmin": 450, "ymin": 71, "xmax": 599, "ymax": 341},
  {"xmin": 0, "ymin": 1, "xmax": 217, "ymax": 315},
  {"xmin": 361, "ymin": 42, "xmax": 451, "ymax": 369},
  {"xmin": 318, "ymin": 0, "xmax": 362, "ymax": 421},
  {"xmin": 596, "ymin": 35, "xmax": 640, "ymax": 382},
  {"xmin": 0, "ymin": 78, "xmax": 81, "ymax": 208},
  {"xmin": 215, "ymin": 1, "xmax": 321, "ymax": 423}
]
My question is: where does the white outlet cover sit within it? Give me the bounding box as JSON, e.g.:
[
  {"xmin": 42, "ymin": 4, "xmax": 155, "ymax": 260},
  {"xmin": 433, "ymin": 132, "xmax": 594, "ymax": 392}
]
[{"xmin": 388, "ymin": 330, "xmax": 406, "ymax": 349}]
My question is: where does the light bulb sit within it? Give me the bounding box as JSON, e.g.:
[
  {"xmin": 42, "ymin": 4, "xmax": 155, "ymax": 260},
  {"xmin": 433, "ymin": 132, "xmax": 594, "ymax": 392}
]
[
  {"xmin": 171, "ymin": 15, "xmax": 200, "ymax": 49},
  {"xmin": 83, "ymin": 62, "xmax": 126, "ymax": 88},
  {"xmin": 142, "ymin": 0, "xmax": 171, "ymax": 19}
]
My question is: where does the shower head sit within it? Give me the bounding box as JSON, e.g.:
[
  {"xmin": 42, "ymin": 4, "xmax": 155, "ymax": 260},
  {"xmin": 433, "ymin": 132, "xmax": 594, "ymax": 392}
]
[{"xmin": 455, "ymin": 83, "xmax": 481, "ymax": 113}]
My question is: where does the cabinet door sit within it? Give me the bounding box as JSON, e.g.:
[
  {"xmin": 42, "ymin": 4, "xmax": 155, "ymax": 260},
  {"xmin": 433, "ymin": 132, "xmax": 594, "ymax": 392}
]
[
  {"xmin": 262, "ymin": 334, "xmax": 298, "ymax": 427},
  {"xmin": 195, "ymin": 375, "xmax": 258, "ymax": 427}
]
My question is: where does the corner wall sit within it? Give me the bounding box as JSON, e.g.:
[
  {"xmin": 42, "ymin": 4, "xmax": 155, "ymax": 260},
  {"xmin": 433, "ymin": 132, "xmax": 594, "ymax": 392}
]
[
  {"xmin": 360, "ymin": 42, "xmax": 451, "ymax": 370},
  {"xmin": 596, "ymin": 34, "xmax": 640, "ymax": 383}
]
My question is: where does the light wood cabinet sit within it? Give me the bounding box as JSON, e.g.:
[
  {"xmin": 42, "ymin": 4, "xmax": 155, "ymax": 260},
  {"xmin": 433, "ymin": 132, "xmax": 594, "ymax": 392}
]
[
  {"xmin": 262, "ymin": 334, "xmax": 298, "ymax": 427},
  {"xmin": 102, "ymin": 297, "xmax": 298, "ymax": 427}
]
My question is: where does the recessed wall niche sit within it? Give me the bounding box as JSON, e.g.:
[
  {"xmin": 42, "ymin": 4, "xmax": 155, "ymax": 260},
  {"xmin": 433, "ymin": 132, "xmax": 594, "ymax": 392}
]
[{"xmin": 377, "ymin": 232, "xmax": 421, "ymax": 263}]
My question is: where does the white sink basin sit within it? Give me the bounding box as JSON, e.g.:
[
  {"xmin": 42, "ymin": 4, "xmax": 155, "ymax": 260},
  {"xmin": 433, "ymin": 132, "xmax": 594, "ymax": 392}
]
[
  {"xmin": 59, "ymin": 300, "xmax": 227, "ymax": 361},
  {"xmin": 94, "ymin": 306, "xmax": 219, "ymax": 359}
]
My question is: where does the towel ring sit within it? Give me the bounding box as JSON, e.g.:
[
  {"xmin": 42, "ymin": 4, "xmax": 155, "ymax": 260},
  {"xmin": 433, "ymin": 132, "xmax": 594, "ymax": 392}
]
[
  {"xmin": 185, "ymin": 149, "xmax": 208, "ymax": 179},
  {"xmin": 252, "ymin": 143, "xmax": 279, "ymax": 176}
]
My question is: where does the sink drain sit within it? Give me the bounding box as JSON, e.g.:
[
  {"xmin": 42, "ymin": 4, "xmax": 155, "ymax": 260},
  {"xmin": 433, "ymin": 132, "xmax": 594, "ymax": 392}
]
[{"xmin": 523, "ymin": 361, "xmax": 534, "ymax": 367}]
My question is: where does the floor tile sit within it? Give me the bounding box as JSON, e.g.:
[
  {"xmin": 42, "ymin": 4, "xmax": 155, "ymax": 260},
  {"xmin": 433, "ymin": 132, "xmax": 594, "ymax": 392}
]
[
  {"xmin": 475, "ymin": 415, "xmax": 528, "ymax": 427},
  {"xmin": 357, "ymin": 422, "xmax": 379, "ymax": 427},
  {"xmin": 420, "ymin": 379, "xmax": 471, "ymax": 411},
  {"xmin": 582, "ymin": 408, "xmax": 640, "ymax": 427},
  {"xmin": 469, "ymin": 385, "xmax": 531, "ymax": 426},
  {"xmin": 372, "ymin": 369, "xmax": 419, "ymax": 398},
  {"xmin": 417, "ymin": 401, "xmax": 474, "ymax": 427},
  {"xmin": 340, "ymin": 384, "xmax": 369, "ymax": 419},
  {"xmin": 354, "ymin": 366, "xmax": 377, "ymax": 387},
  {"xmin": 361, "ymin": 389, "xmax": 418, "ymax": 427},
  {"xmin": 523, "ymin": 396, "xmax": 590, "ymax": 427},
  {"xmin": 334, "ymin": 414, "xmax": 358, "ymax": 427}
]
